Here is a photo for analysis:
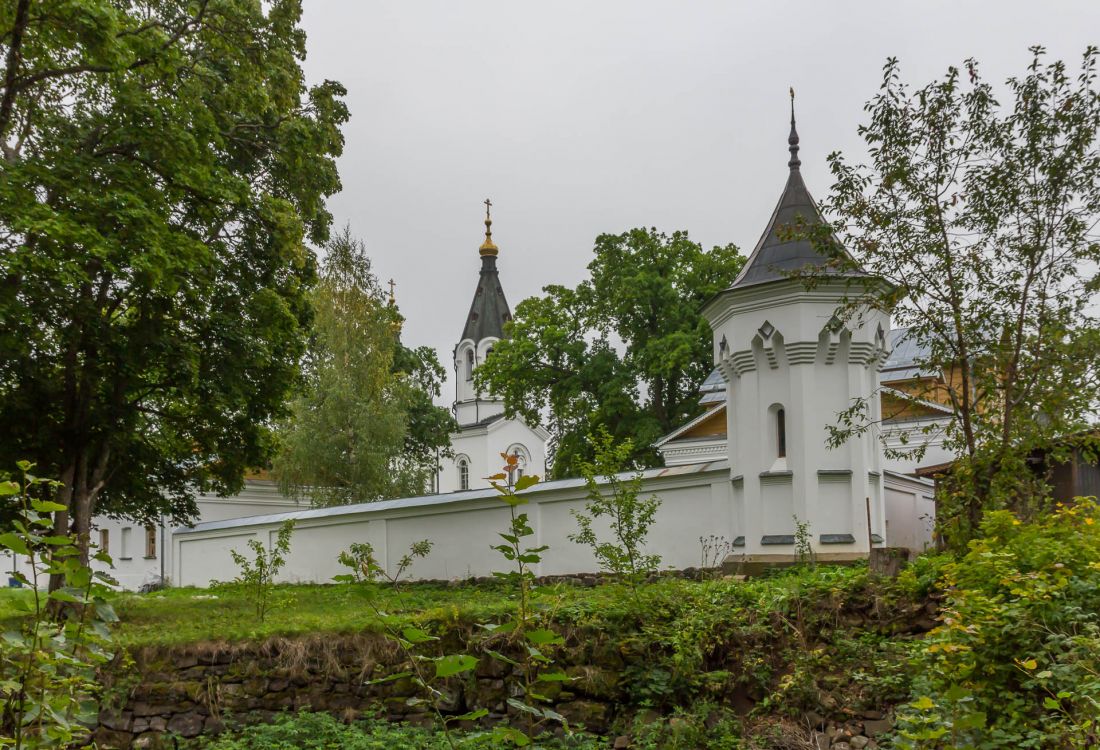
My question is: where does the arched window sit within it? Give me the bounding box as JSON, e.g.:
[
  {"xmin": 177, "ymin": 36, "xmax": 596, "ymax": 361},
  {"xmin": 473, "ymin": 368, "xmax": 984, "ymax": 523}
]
[
  {"xmin": 776, "ymin": 408, "xmax": 787, "ymax": 458},
  {"xmin": 458, "ymin": 457, "xmax": 469, "ymax": 491},
  {"xmin": 506, "ymin": 445, "xmax": 529, "ymax": 486},
  {"xmin": 465, "ymin": 349, "xmax": 475, "ymax": 381}
]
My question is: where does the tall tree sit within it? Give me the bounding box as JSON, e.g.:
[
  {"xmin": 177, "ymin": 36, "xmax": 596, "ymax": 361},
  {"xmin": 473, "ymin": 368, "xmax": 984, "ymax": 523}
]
[
  {"xmin": 273, "ymin": 228, "xmax": 455, "ymax": 505},
  {"xmin": 808, "ymin": 47, "xmax": 1100, "ymax": 543},
  {"xmin": 0, "ymin": 1, "xmax": 347, "ymax": 559},
  {"xmin": 477, "ymin": 228, "xmax": 742, "ymax": 477}
]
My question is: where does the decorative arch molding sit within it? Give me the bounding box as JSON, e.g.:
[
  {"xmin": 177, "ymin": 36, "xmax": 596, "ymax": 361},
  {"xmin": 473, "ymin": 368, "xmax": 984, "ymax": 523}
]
[
  {"xmin": 751, "ymin": 324, "xmax": 784, "ymax": 370},
  {"xmin": 505, "ymin": 443, "xmax": 531, "ymax": 481},
  {"xmin": 816, "ymin": 314, "xmax": 851, "ymax": 365},
  {"xmin": 455, "ymin": 454, "xmax": 471, "ymax": 491},
  {"xmin": 477, "ymin": 337, "xmax": 500, "ymax": 359}
]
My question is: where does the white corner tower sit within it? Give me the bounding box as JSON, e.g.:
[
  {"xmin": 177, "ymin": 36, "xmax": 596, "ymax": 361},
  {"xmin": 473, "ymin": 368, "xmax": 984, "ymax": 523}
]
[
  {"xmin": 437, "ymin": 201, "xmax": 549, "ymax": 494},
  {"xmin": 702, "ymin": 98, "xmax": 891, "ymax": 560}
]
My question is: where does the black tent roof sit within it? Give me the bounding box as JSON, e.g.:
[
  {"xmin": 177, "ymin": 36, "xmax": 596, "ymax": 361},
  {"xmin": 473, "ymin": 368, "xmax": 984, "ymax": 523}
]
[
  {"xmin": 461, "ymin": 253, "xmax": 512, "ymax": 342},
  {"xmin": 728, "ymin": 103, "xmax": 863, "ymax": 290}
]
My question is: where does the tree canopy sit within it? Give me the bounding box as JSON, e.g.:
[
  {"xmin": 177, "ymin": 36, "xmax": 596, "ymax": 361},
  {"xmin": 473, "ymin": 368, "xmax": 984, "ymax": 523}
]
[
  {"xmin": 274, "ymin": 227, "xmax": 455, "ymax": 506},
  {"xmin": 808, "ymin": 47, "xmax": 1100, "ymax": 543},
  {"xmin": 476, "ymin": 228, "xmax": 743, "ymax": 477},
  {"xmin": 0, "ymin": 0, "xmax": 347, "ymax": 553}
]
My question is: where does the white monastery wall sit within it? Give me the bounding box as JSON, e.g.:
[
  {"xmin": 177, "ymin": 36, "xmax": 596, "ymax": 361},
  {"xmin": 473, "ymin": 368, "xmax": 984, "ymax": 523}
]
[
  {"xmin": 883, "ymin": 474, "xmax": 936, "ymax": 552},
  {"xmin": 172, "ymin": 466, "xmax": 736, "ymax": 587},
  {"xmin": 169, "ymin": 465, "xmax": 929, "ymax": 588}
]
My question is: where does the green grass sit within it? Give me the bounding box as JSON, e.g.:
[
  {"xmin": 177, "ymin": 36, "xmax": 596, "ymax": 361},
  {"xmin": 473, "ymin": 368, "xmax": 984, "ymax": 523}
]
[
  {"xmin": 109, "ymin": 581, "xmax": 520, "ymax": 647},
  {"xmin": 0, "ymin": 562, "xmax": 916, "ymax": 658}
]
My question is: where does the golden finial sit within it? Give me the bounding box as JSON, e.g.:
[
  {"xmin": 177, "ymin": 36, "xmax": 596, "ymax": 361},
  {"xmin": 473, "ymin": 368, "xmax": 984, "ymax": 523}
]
[
  {"xmin": 387, "ymin": 278, "xmax": 396, "ymax": 306},
  {"xmin": 479, "ymin": 197, "xmax": 498, "ymax": 256}
]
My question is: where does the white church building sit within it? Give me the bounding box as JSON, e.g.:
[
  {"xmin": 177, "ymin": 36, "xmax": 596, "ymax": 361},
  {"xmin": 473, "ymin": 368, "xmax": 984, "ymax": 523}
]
[
  {"xmin": 435, "ymin": 202, "xmax": 549, "ymax": 495},
  {"xmin": 6, "ymin": 111, "xmax": 945, "ymax": 589}
]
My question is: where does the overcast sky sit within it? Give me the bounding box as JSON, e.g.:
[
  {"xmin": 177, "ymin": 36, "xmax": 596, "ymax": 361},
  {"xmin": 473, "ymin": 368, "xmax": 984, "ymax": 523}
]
[{"xmin": 298, "ymin": 1, "xmax": 1099, "ymax": 405}]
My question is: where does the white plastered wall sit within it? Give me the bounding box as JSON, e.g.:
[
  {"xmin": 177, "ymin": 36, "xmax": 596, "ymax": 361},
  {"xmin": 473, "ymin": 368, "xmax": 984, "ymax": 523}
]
[{"xmin": 171, "ymin": 468, "xmax": 735, "ymax": 588}]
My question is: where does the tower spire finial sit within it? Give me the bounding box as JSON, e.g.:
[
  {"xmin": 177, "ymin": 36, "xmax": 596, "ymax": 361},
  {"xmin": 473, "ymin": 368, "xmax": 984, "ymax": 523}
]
[
  {"xmin": 788, "ymin": 87, "xmax": 801, "ymax": 171},
  {"xmin": 479, "ymin": 198, "xmax": 498, "ymax": 256},
  {"xmin": 387, "ymin": 278, "xmax": 396, "ymax": 306}
]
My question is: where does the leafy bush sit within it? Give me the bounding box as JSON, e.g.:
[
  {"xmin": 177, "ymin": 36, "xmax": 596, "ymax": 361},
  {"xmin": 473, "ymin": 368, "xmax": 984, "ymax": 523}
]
[
  {"xmin": 894, "ymin": 500, "xmax": 1100, "ymax": 748},
  {"xmin": 336, "ymin": 539, "xmax": 432, "ymax": 587},
  {"xmin": 182, "ymin": 710, "xmax": 600, "ymax": 749},
  {"xmin": 0, "ymin": 463, "xmax": 118, "ymax": 749},
  {"xmin": 222, "ymin": 519, "xmax": 295, "ymax": 623},
  {"xmin": 570, "ymin": 430, "xmax": 661, "ymax": 587},
  {"xmin": 627, "ymin": 703, "xmax": 743, "ymax": 750},
  {"xmin": 486, "ymin": 453, "xmax": 571, "ymax": 745}
]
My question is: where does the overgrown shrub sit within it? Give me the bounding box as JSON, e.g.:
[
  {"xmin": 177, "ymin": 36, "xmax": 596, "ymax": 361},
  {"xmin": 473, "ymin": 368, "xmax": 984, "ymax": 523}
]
[
  {"xmin": 894, "ymin": 500, "xmax": 1100, "ymax": 748},
  {"xmin": 182, "ymin": 710, "xmax": 600, "ymax": 749},
  {"xmin": 0, "ymin": 463, "xmax": 118, "ymax": 749},
  {"xmin": 570, "ymin": 430, "xmax": 661, "ymax": 588},
  {"xmin": 221, "ymin": 519, "xmax": 295, "ymax": 623}
]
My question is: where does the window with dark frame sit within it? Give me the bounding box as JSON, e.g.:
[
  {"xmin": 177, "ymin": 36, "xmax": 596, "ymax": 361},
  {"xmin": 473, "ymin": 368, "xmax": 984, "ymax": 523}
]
[
  {"xmin": 99, "ymin": 528, "xmax": 109, "ymax": 555},
  {"xmin": 144, "ymin": 526, "xmax": 156, "ymax": 559},
  {"xmin": 465, "ymin": 349, "xmax": 475, "ymax": 381},
  {"xmin": 459, "ymin": 459, "xmax": 469, "ymax": 491},
  {"xmin": 777, "ymin": 408, "xmax": 787, "ymax": 458}
]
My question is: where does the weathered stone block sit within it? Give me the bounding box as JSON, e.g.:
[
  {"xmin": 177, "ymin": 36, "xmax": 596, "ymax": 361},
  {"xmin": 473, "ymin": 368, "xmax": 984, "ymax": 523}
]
[
  {"xmin": 555, "ymin": 700, "xmax": 609, "ymax": 733},
  {"xmin": 94, "ymin": 727, "xmax": 133, "ymax": 749},
  {"xmin": 99, "ymin": 709, "xmax": 133, "ymax": 731},
  {"xmin": 862, "ymin": 718, "xmax": 893, "ymax": 737},
  {"xmin": 167, "ymin": 712, "xmax": 204, "ymax": 738}
]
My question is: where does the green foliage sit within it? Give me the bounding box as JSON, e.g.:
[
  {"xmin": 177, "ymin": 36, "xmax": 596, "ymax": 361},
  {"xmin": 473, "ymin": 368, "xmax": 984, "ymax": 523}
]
[
  {"xmin": 275, "ymin": 228, "xmax": 456, "ymax": 505},
  {"xmin": 810, "ymin": 47, "xmax": 1100, "ymax": 544},
  {"xmin": 348, "ymin": 540, "xmax": 473, "ymax": 749},
  {"xmin": 627, "ymin": 704, "xmax": 743, "ymax": 750},
  {"xmin": 792, "ymin": 516, "xmax": 814, "ymax": 568},
  {"xmin": 476, "ymin": 229, "xmax": 743, "ymax": 476},
  {"xmin": 336, "ymin": 539, "xmax": 433, "ymax": 587},
  {"xmin": 893, "ymin": 500, "xmax": 1100, "ymax": 749},
  {"xmin": 0, "ymin": 464, "xmax": 117, "ymax": 748},
  {"xmin": 181, "ymin": 709, "xmax": 601, "ymax": 749},
  {"xmin": 0, "ymin": 0, "xmax": 347, "ymax": 555},
  {"xmin": 223, "ymin": 520, "xmax": 296, "ymax": 624},
  {"xmin": 486, "ymin": 454, "xmax": 570, "ymax": 744},
  {"xmin": 569, "ymin": 430, "xmax": 661, "ymax": 587}
]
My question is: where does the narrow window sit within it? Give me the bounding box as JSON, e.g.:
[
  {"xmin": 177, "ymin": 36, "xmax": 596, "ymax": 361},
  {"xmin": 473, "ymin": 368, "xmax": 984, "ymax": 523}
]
[
  {"xmin": 776, "ymin": 408, "xmax": 787, "ymax": 458},
  {"xmin": 120, "ymin": 527, "xmax": 132, "ymax": 559},
  {"xmin": 465, "ymin": 349, "xmax": 475, "ymax": 381},
  {"xmin": 458, "ymin": 459, "xmax": 469, "ymax": 491},
  {"xmin": 144, "ymin": 526, "xmax": 157, "ymax": 559},
  {"xmin": 99, "ymin": 528, "xmax": 109, "ymax": 555}
]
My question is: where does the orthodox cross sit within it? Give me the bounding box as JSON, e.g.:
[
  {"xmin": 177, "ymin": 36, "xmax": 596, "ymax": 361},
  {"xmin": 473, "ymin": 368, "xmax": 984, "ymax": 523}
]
[{"xmin": 484, "ymin": 197, "xmax": 492, "ymax": 219}]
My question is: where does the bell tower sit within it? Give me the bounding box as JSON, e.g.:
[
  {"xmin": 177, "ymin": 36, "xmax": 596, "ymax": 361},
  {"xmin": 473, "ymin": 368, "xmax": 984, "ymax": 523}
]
[
  {"xmin": 453, "ymin": 199, "xmax": 511, "ymax": 426},
  {"xmin": 437, "ymin": 201, "xmax": 549, "ymax": 495}
]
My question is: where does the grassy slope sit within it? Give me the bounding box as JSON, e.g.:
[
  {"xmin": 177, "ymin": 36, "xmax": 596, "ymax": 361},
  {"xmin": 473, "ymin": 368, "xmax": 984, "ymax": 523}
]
[{"xmin": 2, "ymin": 563, "xmax": 928, "ymax": 652}]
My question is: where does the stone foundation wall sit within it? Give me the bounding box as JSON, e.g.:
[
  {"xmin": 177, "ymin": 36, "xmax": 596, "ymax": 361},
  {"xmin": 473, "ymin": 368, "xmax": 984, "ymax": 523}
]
[{"xmin": 94, "ymin": 632, "xmax": 622, "ymax": 748}]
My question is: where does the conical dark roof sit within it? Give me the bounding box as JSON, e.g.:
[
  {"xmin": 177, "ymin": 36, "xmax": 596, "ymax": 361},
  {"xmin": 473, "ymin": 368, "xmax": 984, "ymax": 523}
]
[
  {"xmin": 729, "ymin": 102, "xmax": 862, "ymax": 290},
  {"xmin": 461, "ymin": 253, "xmax": 512, "ymax": 342}
]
